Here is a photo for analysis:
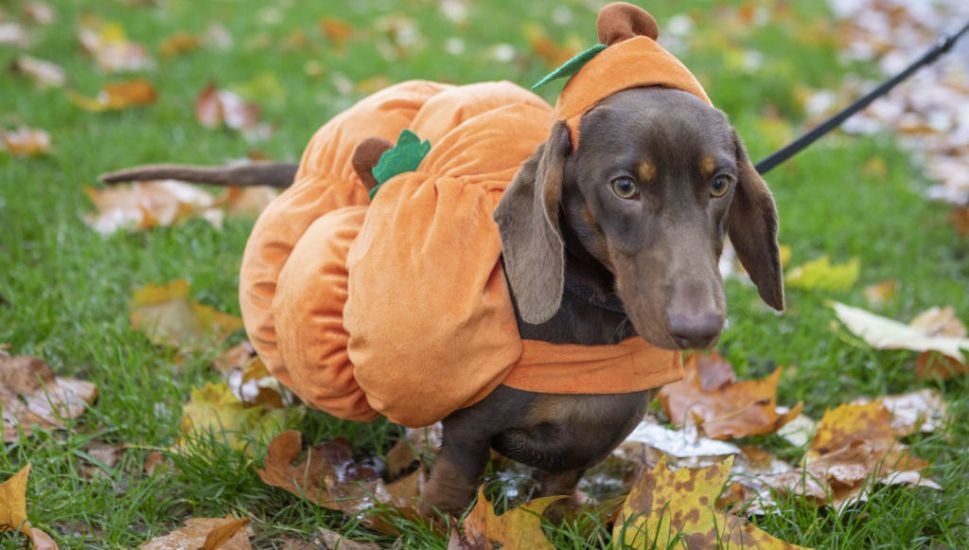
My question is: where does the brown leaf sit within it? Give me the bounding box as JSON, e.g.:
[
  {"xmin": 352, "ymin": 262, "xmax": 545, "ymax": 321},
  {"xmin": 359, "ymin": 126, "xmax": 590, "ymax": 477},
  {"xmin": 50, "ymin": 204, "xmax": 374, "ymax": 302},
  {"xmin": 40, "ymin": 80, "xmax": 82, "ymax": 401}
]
[
  {"xmin": 319, "ymin": 17, "xmax": 354, "ymax": 51},
  {"xmin": 140, "ymin": 516, "xmax": 251, "ymax": 550},
  {"xmin": 523, "ymin": 23, "xmax": 579, "ymax": 68},
  {"xmin": 658, "ymin": 353, "xmax": 799, "ymax": 439},
  {"xmin": 851, "ymin": 389, "xmax": 947, "ymax": 436},
  {"xmin": 257, "ymin": 430, "xmax": 380, "ymax": 513},
  {"xmin": 128, "ymin": 280, "xmax": 243, "ymax": 351},
  {"xmin": 451, "ymin": 487, "xmax": 564, "ymax": 550},
  {"xmin": 1, "ymin": 352, "xmax": 98, "ymax": 442},
  {"xmin": 84, "ymin": 181, "xmax": 221, "ymax": 235},
  {"xmin": 385, "ymin": 424, "xmax": 442, "ymax": 479},
  {"xmin": 950, "ymin": 206, "xmax": 969, "ymax": 237},
  {"xmin": 915, "ymin": 351, "xmax": 969, "ymax": 380},
  {"xmin": 159, "ymin": 31, "xmax": 201, "ymax": 57},
  {"xmin": 614, "ymin": 457, "xmax": 804, "ymax": 549},
  {"xmin": 1, "ymin": 126, "xmax": 51, "ymax": 156},
  {"xmin": 863, "ymin": 279, "xmax": 898, "ymax": 306},
  {"xmin": 219, "ymin": 186, "xmax": 279, "ymax": 217},
  {"xmin": 193, "ymin": 83, "xmax": 264, "ymax": 136},
  {"xmin": 10, "ymin": 55, "xmax": 66, "ymax": 88},
  {"xmin": 212, "ymin": 341, "xmax": 257, "ymax": 375},
  {"xmin": 23, "ymin": 2, "xmax": 56, "ymax": 25},
  {"xmin": 69, "ymin": 78, "xmax": 157, "ymax": 112}
]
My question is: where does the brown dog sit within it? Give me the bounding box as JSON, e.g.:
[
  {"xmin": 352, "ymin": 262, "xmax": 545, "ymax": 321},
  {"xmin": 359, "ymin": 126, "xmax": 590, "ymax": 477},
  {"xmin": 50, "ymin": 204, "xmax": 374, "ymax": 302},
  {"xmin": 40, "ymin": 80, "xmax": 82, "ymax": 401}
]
[{"xmin": 102, "ymin": 85, "xmax": 782, "ymax": 513}]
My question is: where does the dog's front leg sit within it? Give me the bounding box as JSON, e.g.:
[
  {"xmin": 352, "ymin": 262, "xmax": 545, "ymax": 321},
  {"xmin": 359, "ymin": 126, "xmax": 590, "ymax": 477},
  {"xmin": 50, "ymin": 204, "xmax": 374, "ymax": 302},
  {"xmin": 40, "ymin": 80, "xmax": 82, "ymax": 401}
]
[
  {"xmin": 534, "ymin": 467, "xmax": 586, "ymax": 498},
  {"xmin": 421, "ymin": 420, "xmax": 492, "ymax": 515}
]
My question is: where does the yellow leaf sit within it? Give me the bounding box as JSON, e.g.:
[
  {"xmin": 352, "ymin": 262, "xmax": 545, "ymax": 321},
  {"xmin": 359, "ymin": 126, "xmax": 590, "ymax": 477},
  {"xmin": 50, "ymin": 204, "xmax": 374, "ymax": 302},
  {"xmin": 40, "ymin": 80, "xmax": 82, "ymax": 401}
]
[
  {"xmin": 68, "ymin": 79, "xmax": 157, "ymax": 112},
  {"xmin": 129, "ymin": 280, "xmax": 243, "ymax": 351},
  {"xmin": 864, "ymin": 279, "xmax": 898, "ymax": 306},
  {"xmin": 178, "ymin": 382, "xmax": 300, "ymax": 450},
  {"xmin": 786, "ymin": 256, "xmax": 859, "ymax": 291},
  {"xmin": 454, "ymin": 487, "xmax": 564, "ymax": 549},
  {"xmin": 0, "ymin": 465, "xmax": 31, "ymax": 537},
  {"xmin": 615, "ymin": 457, "xmax": 806, "ymax": 549}
]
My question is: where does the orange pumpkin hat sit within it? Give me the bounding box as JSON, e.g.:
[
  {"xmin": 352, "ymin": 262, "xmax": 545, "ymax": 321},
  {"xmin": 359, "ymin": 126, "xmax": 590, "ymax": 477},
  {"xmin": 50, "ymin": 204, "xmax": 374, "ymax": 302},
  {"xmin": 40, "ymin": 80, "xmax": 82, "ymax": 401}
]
[{"xmin": 237, "ymin": 3, "xmax": 707, "ymax": 428}]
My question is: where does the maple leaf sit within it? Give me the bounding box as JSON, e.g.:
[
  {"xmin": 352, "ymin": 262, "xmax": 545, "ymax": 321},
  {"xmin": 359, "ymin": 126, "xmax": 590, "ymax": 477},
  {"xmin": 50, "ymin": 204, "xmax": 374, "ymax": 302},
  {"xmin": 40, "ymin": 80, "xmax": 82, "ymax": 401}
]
[
  {"xmin": 831, "ymin": 302, "xmax": 969, "ymax": 367},
  {"xmin": 449, "ymin": 487, "xmax": 565, "ymax": 550},
  {"xmin": 785, "ymin": 256, "xmax": 860, "ymax": 291},
  {"xmin": 68, "ymin": 79, "xmax": 157, "ymax": 112},
  {"xmin": 614, "ymin": 457, "xmax": 806, "ymax": 549},
  {"xmin": 0, "ymin": 465, "xmax": 58, "ymax": 548},
  {"xmin": 179, "ymin": 382, "xmax": 301, "ymax": 452},
  {"xmin": 1, "ymin": 351, "xmax": 98, "ymax": 442},
  {"xmin": 1, "ymin": 126, "xmax": 51, "ymax": 157},
  {"xmin": 128, "ymin": 280, "xmax": 243, "ymax": 352},
  {"xmin": 141, "ymin": 516, "xmax": 251, "ymax": 550},
  {"xmin": 658, "ymin": 352, "xmax": 802, "ymax": 440}
]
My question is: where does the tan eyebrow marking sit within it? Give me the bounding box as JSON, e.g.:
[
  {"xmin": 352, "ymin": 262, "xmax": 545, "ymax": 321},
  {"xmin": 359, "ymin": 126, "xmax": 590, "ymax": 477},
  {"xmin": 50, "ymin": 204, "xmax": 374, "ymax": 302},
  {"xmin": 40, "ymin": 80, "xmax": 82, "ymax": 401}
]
[
  {"xmin": 700, "ymin": 155, "xmax": 717, "ymax": 178},
  {"xmin": 637, "ymin": 161, "xmax": 656, "ymax": 183}
]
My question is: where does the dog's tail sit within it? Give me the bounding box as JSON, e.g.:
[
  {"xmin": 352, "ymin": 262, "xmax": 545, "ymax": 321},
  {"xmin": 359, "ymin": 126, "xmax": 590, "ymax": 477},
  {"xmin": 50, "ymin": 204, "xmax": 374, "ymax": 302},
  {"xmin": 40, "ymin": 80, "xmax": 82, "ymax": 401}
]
[{"xmin": 99, "ymin": 162, "xmax": 299, "ymax": 188}]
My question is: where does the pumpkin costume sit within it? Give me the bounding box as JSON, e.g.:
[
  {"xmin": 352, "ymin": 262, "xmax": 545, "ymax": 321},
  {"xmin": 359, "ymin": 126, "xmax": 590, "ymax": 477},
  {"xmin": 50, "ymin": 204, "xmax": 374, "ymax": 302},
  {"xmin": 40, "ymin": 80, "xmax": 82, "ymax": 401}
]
[{"xmin": 239, "ymin": 3, "xmax": 710, "ymax": 427}]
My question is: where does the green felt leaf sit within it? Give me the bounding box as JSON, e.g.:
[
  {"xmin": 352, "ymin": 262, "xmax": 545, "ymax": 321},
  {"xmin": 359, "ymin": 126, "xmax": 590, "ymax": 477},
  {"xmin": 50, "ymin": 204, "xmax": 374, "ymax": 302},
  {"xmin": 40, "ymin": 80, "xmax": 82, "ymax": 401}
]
[
  {"xmin": 369, "ymin": 129, "xmax": 431, "ymax": 199},
  {"xmin": 531, "ymin": 43, "xmax": 607, "ymax": 90}
]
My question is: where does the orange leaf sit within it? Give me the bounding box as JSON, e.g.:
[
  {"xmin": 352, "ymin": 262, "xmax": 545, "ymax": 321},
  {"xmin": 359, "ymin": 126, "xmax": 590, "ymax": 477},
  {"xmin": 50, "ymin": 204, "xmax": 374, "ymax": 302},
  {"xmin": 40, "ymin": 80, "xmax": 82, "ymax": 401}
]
[
  {"xmin": 320, "ymin": 17, "xmax": 354, "ymax": 51},
  {"xmin": 1, "ymin": 126, "xmax": 51, "ymax": 156},
  {"xmin": 160, "ymin": 31, "xmax": 201, "ymax": 57},
  {"xmin": 141, "ymin": 516, "xmax": 251, "ymax": 550},
  {"xmin": 69, "ymin": 78, "xmax": 157, "ymax": 111},
  {"xmin": 451, "ymin": 487, "xmax": 564, "ymax": 550},
  {"xmin": 658, "ymin": 352, "xmax": 798, "ymax": 439}
]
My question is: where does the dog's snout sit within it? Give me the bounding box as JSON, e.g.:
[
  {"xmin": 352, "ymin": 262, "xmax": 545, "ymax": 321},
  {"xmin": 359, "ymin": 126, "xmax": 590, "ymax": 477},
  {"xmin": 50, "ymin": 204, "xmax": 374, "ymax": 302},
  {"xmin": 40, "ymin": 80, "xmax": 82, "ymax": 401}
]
[{"xmin": 667, "ymin": 312, "xmax": 722, "ymax": 349}]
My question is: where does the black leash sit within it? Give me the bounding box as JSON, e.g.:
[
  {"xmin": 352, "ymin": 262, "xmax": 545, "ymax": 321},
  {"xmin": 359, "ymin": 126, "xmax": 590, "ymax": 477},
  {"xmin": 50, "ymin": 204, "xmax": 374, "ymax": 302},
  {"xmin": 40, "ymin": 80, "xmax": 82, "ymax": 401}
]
[{"xmin": 756, "ymin": 18, "xmax": 969, "ymax": 175}]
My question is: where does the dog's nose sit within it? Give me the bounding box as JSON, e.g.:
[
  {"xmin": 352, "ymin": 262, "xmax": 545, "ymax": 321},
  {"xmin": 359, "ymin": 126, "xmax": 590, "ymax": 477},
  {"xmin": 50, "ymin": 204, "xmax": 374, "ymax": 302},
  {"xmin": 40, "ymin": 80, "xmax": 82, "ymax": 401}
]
[{"xmin": 667, "ymin": 312, "xmax": 722, "ymax": 349}]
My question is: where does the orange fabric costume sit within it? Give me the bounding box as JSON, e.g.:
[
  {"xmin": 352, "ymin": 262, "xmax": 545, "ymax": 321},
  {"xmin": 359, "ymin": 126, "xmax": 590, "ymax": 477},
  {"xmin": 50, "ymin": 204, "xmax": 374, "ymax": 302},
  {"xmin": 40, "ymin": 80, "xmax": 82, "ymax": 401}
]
[{"xmin": 239, "ymin": 3, "xmax": 708, "ymax": 427}]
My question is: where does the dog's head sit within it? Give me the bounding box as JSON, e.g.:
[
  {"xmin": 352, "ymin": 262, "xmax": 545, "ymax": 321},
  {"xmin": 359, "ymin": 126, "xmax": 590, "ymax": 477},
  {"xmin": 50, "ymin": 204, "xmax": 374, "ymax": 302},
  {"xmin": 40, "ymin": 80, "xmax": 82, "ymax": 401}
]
[{"xmin": 495, "ymin": 86, "xmax": 783, "ymax": 350}]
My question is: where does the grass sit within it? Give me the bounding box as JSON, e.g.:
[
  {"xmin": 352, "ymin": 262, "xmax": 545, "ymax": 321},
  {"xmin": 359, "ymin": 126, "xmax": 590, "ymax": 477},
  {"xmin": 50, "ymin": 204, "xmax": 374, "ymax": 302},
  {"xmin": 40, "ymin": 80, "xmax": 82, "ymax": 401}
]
[{"xmin": 2, "ymin": 0, "xmax": 967, "ymax": 547}]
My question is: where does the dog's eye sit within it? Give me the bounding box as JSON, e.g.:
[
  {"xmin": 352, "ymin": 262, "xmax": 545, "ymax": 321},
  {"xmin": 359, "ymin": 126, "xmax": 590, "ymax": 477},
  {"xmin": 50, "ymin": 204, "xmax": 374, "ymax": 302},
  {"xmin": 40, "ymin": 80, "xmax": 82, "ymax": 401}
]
[
  {"xmin": 610, "ymin": 177, "xmax": 639, "ymax": 199},
  {"xmin": 710, "ymin": 174, "xmax": 732, "ymax": 197}
]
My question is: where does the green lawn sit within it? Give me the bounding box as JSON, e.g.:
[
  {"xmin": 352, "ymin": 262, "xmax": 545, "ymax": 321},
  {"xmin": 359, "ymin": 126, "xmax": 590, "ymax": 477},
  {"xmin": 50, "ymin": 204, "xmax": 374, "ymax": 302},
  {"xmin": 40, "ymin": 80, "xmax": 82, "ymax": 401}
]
[{"xmin": 2, "ymin": 0, "xmax": 967, "ymax": 548}]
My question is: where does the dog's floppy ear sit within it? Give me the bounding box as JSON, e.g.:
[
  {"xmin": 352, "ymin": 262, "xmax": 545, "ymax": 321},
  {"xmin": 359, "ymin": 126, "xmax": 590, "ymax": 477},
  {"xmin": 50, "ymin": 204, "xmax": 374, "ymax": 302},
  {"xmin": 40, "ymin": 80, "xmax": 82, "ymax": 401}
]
[
  {"xmin": 494, "ymin": 121, "xmax": 571, "ymax": 324},
  {"xmin": 728, "ymin": 133, "xmax": 785, "ymax": 311}
]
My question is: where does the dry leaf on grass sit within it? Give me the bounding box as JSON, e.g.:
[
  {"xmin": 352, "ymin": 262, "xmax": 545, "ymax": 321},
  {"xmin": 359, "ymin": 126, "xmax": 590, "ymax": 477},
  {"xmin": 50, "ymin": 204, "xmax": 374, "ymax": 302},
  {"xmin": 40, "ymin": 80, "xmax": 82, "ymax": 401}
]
[
  {"xmin": 0, "ymin": 22, "xmax": 31, "ymax": 48},
  {"xmin": 618, "ymin": 415, "xmax": 740, "ymax": 468},
  {"xmin": 1, "ymin": 126, "xmax": 51, "ymax": 156},
  {"xmin": 863, "ymin": 279, "xmax": 898, "ymax": 306},
  {"xmin": 385, "ymin": 423, "xmax": 442, "ymax": 478},
  {"xmin": 159, "ymin": 31, "xmax": 201, "ymax": 57},
  {"xmin": 69, "ymin": 78, "xmax": 157, "ymax": 112},
  {"xmin": 140, "ymin": 516, "xmax": 250, "ymax": 550},
  {"xmin": 786, "ymin": 256, "xmax": 860, "ymax": 291},
  {"xmin": 658, "ymin": 352, "xmax": 801, "ymax": 440},
  {"xmin": 257, "ymin": 430, "xmax": 381, "ymax": 514},
  {"xmin": 23, "ymin": 2, "xmax": 56, "ymax": 25},
  {"xmin": 614, "ymin": 457, "xmax": 805, "ymax": 549},
  {"xmin": 449, "ymin": 487, "xmax": 564, "ymax": 550},
  {"xmin": 851, "ymin": 389, "xmax": 947, "ymax": 436},
  {"xmin": 319, "ymin": 17, "xmax": 354, "ymax": 51},
  {"xmin": 194, "ymin": 83, "xmax": 270, "ymax": 140},
  {"xmin": 179, "ymin": 382, "xmax": 300, "ymax": 451},
  {"xmin": 84, "ymin": 180, "xmax": 221, "ymax": 234},
  {"xmin": 0, "ymin": 465, "xmax": 59, "ymax": 549},
  {"xmin": 10, "ymin": 55, "xmax": 66, "ymax": 88},
  {"xmin": 76, "ymin": 18, "xmax": 154, "ymax": 73},
  {"xmin": 832, "ymin": 302, "xmax": 969, "ymax": 368},
  {"xmin": 522, "ymin": 23, "xmax": 580, "ymax": 68},
  {"xmin": 1, "ymin": 352, "xmax": 98, "ymax": 442},
  {"xmin": 129, "ymin": 280, "xmax": 243, "ymax": 352}
]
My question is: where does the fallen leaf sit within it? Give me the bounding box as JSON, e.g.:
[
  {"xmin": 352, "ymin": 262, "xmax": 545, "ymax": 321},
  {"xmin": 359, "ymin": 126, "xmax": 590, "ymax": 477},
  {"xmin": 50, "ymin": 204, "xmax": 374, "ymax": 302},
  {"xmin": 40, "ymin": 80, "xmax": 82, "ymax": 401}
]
[
  {"xmin": 863, "ymin": 279, "xmax": 898, "ymax": 306},
  {"xmin": 658, "ymin": 352, "xmax": 801, "ymax": 440},
  {"xmin": 256, "ymin": 430, "xmax": 380, "ymax": 513},
  {"xmin": 1, "ymin": 126, "xmax": 51, "ymax": 156},
  {"xmin": 0, "ymin": 22, "xmax": 31, "ymax": 48},
  {"xmin": 386, "ymin": 423, "xmax": 442, "ymax": 479},
  {"xmin": 0, "ymin": 465, "xmax": 30, "ymax": 537},
  {"xmin": 915, "ymin": 351, "xmax": 969, "ymax": 380},
  {"xmin": 22, "ymin": 2, "xmax": 56, "ymax": 25},
  {"xmin": 851, "ymin": 389, "xmax": 947, "ymax": 435},
  {"xmin": 614, "ymin": 457, "xmax": 804, "ymax": 548},
  {"xmin": 194, "ymin": 83, "xmax": 267, "ymax": 139},
  {"xmin": 909, "ymin": 306, "xmax": 966, "ymax": 337},
  {"xmin": 140, "ymin": 516, "xmax": 250, "ymax": 550},
  {"xmin": 776, "ymin": 411, "xmax": 817, "ymax": 447},
  {"xmin": 451, "ymin": 487, "xmax": 564, "ymax": 550},
  {"xmin": 950, "ymin": 206, "xmax": 969, "ymax": 237},
  {"xmin": 69, "ymin": 78, "xmax": 157, "ymax": 111},
  {"xmin": 1, "ymin": 352, "xmax": 98, "ymax": 442},
  {"xmin": 315, "ymin": 528, "xmax": 379, "ymax": 550},
  {"xmin": 80, "ymin": 444, "xmax": 124, "ymax": 479},
  {"xmin": 179, "ymin": 382, "xmax": 300, "ymax": 451},
  {"xmin": 76, "ymin": 18, "xmax": 154, "ymax": 73},
  {"xmin": 831, "ymin": 302, "xmax": 969, "ymax": 363},
  {"xmin": 129, "ymin": 280, "xmax": 243, "ymax": 351},
  {"xmin": 786, "ymin": 256, "xmax": 860, "ymax": 291},
  {"xmin": 84, "ymin": 180, "xmax": 221, "ymax": 235},
  {"xmin": 373, "ymin": 15, "xmax": 422, "ymax": 61},
  {"xmin": 159, "ymin": 31, "xmax": 201, "ymax": 57},
  {"xmin": 0, "ymin": 465, "xmax": 58, "ymax": 548},
  {"xmin": 522, "ymin": 23, "xmax": 579, "ymax": 68},
  {"xmin": 219, "ymin": 186, "xmax": 279, "ymax": 217},
  {"xmin": 319, "ymin": 17, "xmax": 354, "ymax": 51},
  {"xmin": 10, "ymin": 55, "xmax": 65, "ymax": 88},
  {"xmin": 618, "ymin": 415, "xmax": 740, "ymax": 469}
]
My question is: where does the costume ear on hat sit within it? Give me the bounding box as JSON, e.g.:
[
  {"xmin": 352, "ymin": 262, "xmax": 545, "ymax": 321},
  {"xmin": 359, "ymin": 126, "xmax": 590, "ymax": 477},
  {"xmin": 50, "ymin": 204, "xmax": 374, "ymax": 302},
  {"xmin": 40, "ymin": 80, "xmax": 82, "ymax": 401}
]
[{"xmin": 535, "ymin": 2, "xmax": 712, "ymax": 150}]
